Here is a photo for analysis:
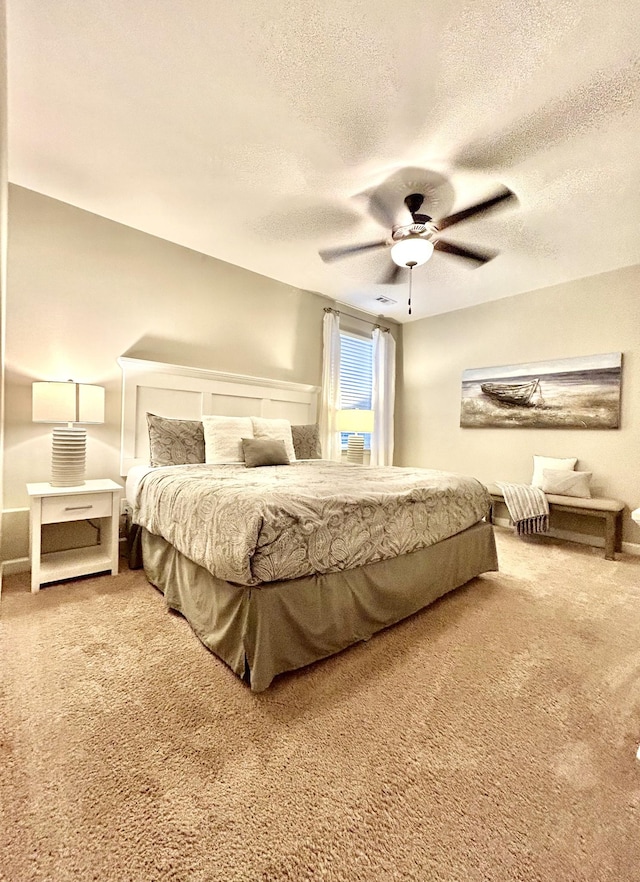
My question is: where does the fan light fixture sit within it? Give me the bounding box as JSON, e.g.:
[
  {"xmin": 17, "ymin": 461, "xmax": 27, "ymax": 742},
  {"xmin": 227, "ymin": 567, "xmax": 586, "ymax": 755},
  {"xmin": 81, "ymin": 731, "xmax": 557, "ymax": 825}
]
[{"xmin": 390, "ymin": 236, "xmax": 434, "ymax": 268}]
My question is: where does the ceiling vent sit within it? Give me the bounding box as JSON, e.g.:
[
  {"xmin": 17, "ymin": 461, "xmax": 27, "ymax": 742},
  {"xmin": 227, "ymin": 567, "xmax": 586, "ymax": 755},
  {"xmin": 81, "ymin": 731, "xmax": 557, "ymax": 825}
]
[{"xmin": 375, "ymin": 295, "xmax": 397, "ymax": 305}]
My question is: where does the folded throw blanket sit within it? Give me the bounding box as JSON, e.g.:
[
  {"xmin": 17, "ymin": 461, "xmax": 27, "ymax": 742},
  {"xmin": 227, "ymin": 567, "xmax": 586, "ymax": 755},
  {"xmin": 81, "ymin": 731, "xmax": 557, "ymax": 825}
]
[{"xmin": 496, "ymin": 482, "xmax": 549, "ymax": 536}]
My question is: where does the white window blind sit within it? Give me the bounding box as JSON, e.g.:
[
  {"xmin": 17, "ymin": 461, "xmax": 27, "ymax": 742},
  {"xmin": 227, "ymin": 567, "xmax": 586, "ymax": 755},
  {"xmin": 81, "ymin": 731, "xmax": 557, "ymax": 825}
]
[{"xmin": 339, "ymin": 332, "xmax": 373, "ymax": 449}]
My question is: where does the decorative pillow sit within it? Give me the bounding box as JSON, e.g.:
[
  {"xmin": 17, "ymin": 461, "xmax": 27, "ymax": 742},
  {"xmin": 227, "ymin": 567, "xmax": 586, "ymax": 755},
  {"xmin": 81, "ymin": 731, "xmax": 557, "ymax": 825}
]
[
  {"xmin": 291, "ymin": 424, "xmax": 322, "ymax": 459},
  {"xmin": 540, "ymin": 469, "xmax": 592, "ymax": 498},
  {"xmin": 251, "ymin": 417, "xmax": 296, "ymax": 461},
  {"xmin": 147, "ymin": 413, "xmax": 205, "ymax": 467},
  {"xmin": 202, "ymin": 415, "xmax": 254, "ymax": 463},
  {"xmin": 242, "ymin": 438, "xmax": 290, "ymax": 468},
  {"xmin": 531, "ymin": 455, "xmax": 577, "ymax": 488}
]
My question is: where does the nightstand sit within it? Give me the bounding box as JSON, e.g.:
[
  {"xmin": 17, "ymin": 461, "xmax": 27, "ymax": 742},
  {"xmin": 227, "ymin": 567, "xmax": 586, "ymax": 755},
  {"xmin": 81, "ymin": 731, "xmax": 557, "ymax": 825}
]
[{"xmin": 27, "ymin": 479, "xmax": 123, "ymax": 593}]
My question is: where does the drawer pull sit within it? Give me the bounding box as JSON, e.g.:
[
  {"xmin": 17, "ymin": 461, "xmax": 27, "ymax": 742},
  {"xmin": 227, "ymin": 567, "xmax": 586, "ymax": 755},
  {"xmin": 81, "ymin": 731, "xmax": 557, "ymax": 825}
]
[{"xmin": 64, "ymin": 504, "xmax": 93, "ymax": 512}]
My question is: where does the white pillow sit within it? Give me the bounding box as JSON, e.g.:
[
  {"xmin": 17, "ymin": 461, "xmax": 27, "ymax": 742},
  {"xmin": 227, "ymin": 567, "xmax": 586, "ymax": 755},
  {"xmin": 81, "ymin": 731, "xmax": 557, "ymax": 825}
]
[
  {"xmin": 532, "ymin": 455, "xmax": 577, "ymax": 488},
  {"xmin": 202, "ymin": 415, "xmax": 253, "ymax": 463},
  {"xmin": 251, "ymin": 417, "xmax": 296, "ymax": 461},
  {"xmin": 540, "ymin": 468, "xmax": 592, "ymax": 498}
]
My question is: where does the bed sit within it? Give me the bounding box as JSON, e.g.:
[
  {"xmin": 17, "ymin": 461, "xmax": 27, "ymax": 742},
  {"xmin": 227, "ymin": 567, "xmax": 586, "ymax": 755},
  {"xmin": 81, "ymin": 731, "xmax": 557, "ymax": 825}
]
[{"xmin": 120, "ymin": 358, "xmax": 498, "ymax": 691}]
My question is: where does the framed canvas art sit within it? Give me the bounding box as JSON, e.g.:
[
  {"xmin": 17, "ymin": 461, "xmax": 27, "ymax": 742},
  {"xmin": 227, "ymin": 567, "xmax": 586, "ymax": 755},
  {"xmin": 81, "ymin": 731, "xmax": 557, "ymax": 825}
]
[{"xmin": 460, "ymin": 352, "xmax": 622, "ymax": 429}]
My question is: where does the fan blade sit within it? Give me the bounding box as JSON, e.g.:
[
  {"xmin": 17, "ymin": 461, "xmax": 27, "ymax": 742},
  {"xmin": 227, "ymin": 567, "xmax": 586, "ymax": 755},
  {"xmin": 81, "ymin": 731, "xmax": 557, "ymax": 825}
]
[
  {"xmin": 436, "ymin": 187, "xmax": 517, "ymax": 231},
  {"xmin": 319, "ymin": 240, "xmax": 388, "ymax": 263},
  {"xmin": 367, "ymin": 192, "xmax": 399, "ymax": 229},
  {"xmin": 433, "ymin": 239, "xmax": 498, "ymax": 265},
  {"xmin": 378, "ymin": 262, "xmax": 403, "ymax": 285},
  {"xmin": 453, "ymin": 61, "xmax": 639, "ymax": 171}
]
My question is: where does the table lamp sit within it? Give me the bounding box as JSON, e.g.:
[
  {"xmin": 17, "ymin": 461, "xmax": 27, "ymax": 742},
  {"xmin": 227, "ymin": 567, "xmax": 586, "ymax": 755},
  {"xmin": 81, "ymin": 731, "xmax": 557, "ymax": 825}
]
[
  {"xmin": 337, "ymin": 409, "xmax": 374, "ymax": 464},
  {"xmin": 32, "ymin": 380, "xmax": 105, "ymax": 486}
]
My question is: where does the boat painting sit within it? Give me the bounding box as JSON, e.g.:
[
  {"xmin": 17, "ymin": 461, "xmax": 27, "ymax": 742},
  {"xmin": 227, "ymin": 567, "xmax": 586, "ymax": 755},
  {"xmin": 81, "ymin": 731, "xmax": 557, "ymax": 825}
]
[
  {"xmin": 480, "ymin": 379, "xmax": 541, "ymax": 407},
  {"xmin": 460, "ymin": 353, "xmax": 622, "ymax": 428}
]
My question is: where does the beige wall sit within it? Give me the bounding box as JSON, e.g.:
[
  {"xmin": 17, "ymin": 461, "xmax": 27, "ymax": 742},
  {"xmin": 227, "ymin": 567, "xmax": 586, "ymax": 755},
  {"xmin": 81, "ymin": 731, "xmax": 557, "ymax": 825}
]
[
  {"xmin": 2, "ymin": 185, "xmax": 334, "ymax": 560},
  {"xmin": 0, "ymin": 1, "xmax": 6, "ymax": 578},
  {"xmin": 397, "ymin": 264, "xmax": 640, "ymax": 545}
]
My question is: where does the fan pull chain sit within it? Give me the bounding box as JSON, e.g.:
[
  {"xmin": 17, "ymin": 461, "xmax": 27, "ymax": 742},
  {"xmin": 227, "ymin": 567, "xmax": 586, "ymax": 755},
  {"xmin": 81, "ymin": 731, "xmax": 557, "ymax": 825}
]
[{"xmin": 406, "ymin": 261, "xmax": 417, "ymax": 315}]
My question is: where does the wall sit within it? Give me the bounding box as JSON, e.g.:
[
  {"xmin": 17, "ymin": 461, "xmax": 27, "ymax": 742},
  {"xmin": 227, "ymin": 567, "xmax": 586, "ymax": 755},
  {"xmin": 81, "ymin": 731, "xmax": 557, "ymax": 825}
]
[
  {"xmin": 0, "ymin": 1, "xmax": 6, "ymax": 585},
  {"xmin": 398, "ymin": 264, "xmax": 640, "ymax": 546},
  {"xmin": 2, "ymin": 185, "xmax": 334, "ymax": 561}
]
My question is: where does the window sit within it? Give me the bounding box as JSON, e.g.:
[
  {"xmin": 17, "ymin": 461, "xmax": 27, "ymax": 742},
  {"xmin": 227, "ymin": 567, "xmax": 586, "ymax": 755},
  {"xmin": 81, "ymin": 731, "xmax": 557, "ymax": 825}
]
[{"xmin": 339, "ymin": 332, "xmax": 373, "ymax": 449}]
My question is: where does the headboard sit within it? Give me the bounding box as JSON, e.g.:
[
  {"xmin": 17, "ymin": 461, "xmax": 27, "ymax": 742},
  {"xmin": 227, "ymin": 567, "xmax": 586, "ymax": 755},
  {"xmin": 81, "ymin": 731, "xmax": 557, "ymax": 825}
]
[{"xmin": 118, "ymin": 357, "xmax": 320, "ymax": 475}]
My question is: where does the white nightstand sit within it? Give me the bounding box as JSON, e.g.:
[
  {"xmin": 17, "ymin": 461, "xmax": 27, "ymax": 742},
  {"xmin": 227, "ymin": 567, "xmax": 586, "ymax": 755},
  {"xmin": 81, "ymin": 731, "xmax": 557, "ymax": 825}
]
[{"xmin": 27, "ymin": 479, "xmax": 123, "ymax": 593}]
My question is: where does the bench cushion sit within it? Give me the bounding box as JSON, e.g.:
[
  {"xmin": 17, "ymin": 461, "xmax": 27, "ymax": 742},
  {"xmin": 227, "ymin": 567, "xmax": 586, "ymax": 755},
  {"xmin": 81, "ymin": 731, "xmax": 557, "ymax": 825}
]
[{"xmin": 487, "ymin": 484, "xmax": 624, "ymax": 512}]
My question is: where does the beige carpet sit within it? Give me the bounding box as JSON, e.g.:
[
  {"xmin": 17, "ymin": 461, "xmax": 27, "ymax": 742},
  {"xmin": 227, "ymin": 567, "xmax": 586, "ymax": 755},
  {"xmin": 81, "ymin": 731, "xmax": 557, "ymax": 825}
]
[{"xmin": 1, "ymin": 528, "xmax": 639, "ymax": 882}]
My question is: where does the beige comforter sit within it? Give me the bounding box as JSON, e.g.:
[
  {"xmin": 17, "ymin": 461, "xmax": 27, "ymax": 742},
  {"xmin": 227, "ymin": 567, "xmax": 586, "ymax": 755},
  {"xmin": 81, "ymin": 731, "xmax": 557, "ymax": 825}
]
[{"xmin": 133, "ymin": 461, "xmax": 490, "ymax": 586}]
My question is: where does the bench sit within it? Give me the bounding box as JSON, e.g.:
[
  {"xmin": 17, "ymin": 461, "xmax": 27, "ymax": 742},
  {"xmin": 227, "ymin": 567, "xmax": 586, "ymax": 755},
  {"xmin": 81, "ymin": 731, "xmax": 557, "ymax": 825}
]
[{"xmin": 486, "ymin": 484, "xmax": 624, "ymax": 560}]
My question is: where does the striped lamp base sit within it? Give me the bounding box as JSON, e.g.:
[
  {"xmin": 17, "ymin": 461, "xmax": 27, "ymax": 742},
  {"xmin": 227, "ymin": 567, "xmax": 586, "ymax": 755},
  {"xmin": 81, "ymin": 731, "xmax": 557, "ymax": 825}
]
[
  {"xmin": 346, "ymin": 434, "xmax": 365, "ymax": 465},
  {"xmin": 50, "ymin": 427, "xmax": 87, "ymax": 487}
]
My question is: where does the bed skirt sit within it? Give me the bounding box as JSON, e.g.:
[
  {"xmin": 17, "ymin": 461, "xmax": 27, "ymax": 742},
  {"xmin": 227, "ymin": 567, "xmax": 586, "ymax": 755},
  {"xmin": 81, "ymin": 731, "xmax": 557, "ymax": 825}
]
[{"xmin": 141, "ymin": 521, "xmax": 498, "ymax": 692}]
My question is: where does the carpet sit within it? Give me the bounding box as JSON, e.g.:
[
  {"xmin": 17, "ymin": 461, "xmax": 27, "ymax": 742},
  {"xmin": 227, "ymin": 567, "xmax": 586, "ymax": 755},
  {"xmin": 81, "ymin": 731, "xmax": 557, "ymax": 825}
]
[{"xmin": 1, "ymin": 528, "xmax": 639, "ymax": 882}]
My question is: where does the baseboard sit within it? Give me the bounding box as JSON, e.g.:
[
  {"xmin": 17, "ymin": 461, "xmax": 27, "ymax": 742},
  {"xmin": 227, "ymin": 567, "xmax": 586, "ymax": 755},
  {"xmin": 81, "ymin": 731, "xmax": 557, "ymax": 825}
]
[
  {"xmin": 1, "ymin": 556, "xmax": 30, "ymax": 576},
  {"xmin": 492, "ymin": 516, "xmax": 640, "ymax": 556}
]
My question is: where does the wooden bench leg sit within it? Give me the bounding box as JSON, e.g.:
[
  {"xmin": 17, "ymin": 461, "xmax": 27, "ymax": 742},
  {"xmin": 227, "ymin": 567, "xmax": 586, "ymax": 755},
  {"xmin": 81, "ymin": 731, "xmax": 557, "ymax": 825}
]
[
  {"xmin": 604, "ymin": 512, "xmax": 616, "ymax": 561},
  {"xmin": 614, "ymin": 511, "xmax": 623, "ymax": 553}
]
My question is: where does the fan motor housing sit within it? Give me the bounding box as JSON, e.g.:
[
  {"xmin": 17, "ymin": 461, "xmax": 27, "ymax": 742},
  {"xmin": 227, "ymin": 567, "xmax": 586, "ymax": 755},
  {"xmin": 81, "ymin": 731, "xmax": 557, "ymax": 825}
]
[{"xmin": 392, "ymin": 221, "xmax": 437, "ymax": 242}]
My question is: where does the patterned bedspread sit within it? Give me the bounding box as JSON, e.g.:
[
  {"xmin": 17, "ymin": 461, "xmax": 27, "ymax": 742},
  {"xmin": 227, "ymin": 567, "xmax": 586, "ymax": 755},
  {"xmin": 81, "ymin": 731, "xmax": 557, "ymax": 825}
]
[{"xmin": 133, "ymin": 461, "xmax": 491, "ymax": 586}]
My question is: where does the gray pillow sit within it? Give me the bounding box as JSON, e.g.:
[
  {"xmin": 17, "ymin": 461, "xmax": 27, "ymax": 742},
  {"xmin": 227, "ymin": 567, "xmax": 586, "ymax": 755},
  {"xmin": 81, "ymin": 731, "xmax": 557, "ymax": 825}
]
[
  {"xmin": 291, "ymin": 424, "xmax": 321, "ymax": 459},
  {"xmin": 147, "ymin": 413, "xmax": 205, "ymax": 467},
  {"xmin": 540, "ymin": 468, "xmax": 592, "ymax": 498},
  {"xmin": 242, "ymin": 437, "xmax": 290, "ymax": 468}
]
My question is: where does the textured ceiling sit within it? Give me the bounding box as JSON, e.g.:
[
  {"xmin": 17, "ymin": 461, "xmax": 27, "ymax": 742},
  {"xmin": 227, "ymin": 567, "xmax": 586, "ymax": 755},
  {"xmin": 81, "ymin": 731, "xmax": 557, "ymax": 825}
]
[{"xmin": 7, "ymin": 0, "xmax": 640, "ymax": 322}]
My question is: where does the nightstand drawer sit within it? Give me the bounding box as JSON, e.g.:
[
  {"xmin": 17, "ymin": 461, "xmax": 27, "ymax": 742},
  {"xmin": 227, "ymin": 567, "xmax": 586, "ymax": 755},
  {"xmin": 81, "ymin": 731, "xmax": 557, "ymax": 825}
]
[{"xmin": 41, "ymin": 492, "xmax": 113, "ymax": 524}]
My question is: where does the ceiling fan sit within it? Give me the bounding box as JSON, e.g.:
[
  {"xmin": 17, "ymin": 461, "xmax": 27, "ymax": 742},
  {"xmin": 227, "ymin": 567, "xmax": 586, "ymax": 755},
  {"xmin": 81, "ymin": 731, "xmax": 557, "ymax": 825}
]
[{"xmin": 318, "ymin": 183, "xmax": 518, "ymax": 288}]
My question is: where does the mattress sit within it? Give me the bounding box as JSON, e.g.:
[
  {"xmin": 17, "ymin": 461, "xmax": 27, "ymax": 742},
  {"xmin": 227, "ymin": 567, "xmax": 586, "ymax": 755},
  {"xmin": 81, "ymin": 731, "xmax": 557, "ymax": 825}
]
[{"xmin": 132, "ymin": 461, "xmax": 491, "ymax": 586}]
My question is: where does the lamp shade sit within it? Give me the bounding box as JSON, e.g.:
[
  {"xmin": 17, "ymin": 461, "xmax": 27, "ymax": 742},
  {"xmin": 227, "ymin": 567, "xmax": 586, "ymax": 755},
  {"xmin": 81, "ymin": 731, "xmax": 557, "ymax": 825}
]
[
  {"xmin": 390, "ymin": 236, "xmax": 434, "ymax": 268},
  {"xmin": 32, "ymin": 381, "xmax": 105, "ymax": 424},
  {"xmin": 337, "ymin": 409, "xmax": 375, "ymax": 434},
  {"xmin": 77, "ymin": 384, "xmax": 105, "ymax": 424}
]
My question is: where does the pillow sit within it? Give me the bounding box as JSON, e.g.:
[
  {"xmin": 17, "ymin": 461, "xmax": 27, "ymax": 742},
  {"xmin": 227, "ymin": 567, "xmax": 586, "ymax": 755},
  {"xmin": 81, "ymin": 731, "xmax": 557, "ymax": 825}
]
[
  {"xmin": 540, "ymin": 469, "xmax": 592, "ymax": 498},
  {"xmin": 532, "ymin": 455, "xmax": 577, "ymax": 488},
  {"xmin": 242, "ymin": 437, "xmax": 290, "ymax": 468},
  {"xmin": 291, "ymin": 424, "xmax": 322, "ymax": 460},
  {"xmin": 147, "ymin": 413, "xmax": 205, "ymax": 467},
  {"xmin": 251, "ymin": 417, "xmax": 296, "ymax": 461},
  {"xmin": 202, "ymin": 415, "xmax": 254, "ymax": 463}
]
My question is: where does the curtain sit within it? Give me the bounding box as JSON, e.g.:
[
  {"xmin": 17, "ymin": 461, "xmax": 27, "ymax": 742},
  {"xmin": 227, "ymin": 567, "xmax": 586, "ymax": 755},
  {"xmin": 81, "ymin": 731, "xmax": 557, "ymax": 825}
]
[
  {"xmin": 319, "ymin": 310, "xmax": 342, "ymax": 461},
  {"xmin": 370, "ymin": 328, "xmax": 396, "ymax": 467}
]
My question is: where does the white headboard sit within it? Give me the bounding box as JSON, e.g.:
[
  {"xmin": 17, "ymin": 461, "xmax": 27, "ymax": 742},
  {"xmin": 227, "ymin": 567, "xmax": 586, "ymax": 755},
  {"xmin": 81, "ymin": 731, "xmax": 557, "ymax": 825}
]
[{"xmin": 118, "ymin": 357, "xmax": 320, "ymax": 475}]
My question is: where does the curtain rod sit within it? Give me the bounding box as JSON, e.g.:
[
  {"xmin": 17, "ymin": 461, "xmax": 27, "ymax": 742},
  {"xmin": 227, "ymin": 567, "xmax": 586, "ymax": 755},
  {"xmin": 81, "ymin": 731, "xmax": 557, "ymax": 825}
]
[{"xmin": 323, "ymin": 306, "xmax": 390, "ymax": 333}]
